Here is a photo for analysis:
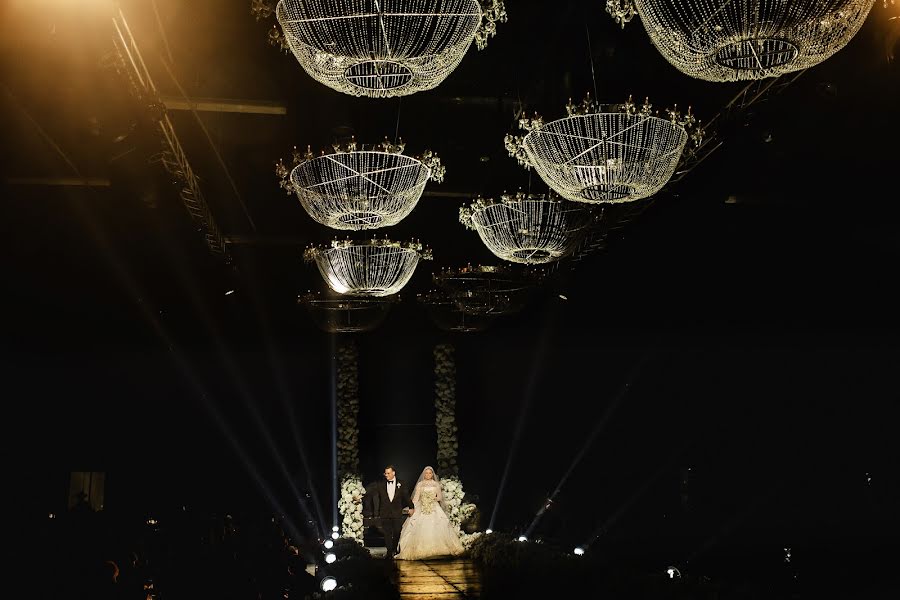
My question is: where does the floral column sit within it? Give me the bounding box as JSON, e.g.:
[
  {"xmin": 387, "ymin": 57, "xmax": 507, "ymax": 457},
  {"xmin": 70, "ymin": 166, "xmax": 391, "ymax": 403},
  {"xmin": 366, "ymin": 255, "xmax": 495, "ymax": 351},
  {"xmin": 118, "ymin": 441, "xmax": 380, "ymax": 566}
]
[
  {"xmin": 336, "ymin": 341, "xmax": 365, "ymax": 544},
  {"xmin": 433, "ymin": 343, "xmax": 480, "ymax": 547}
]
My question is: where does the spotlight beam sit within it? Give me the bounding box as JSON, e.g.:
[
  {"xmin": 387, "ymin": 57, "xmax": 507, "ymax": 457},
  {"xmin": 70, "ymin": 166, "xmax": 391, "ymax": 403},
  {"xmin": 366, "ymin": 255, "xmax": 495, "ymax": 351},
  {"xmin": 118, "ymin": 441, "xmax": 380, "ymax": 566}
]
[
  {"xmin": 126, "ymin": 208, "xmax": 322, "ymax": 537},
  {"xmin": 229, "ymin": 251, "xmax": 329, "ymax": 538},
  {"xmin": 581, "ymin": 447, "xmax": 687, "ymax": 548},
  {"xmin": 489, "ymin": 303, "xmax": 559, "ymax": 530},
  {"xmin": 154, "ymin": 326, "xmax": 309, "ymax": 544},
  {"xmin": 683, "ymin": 486, "xmax": 781, "ymax": 565},
  {"xmin": 118, "ymin": 8, "xmax": 327, "ymax": 537},
  {"xmin": 3, "ymin": 56, "xmax": 312, "ymax": 545},
  {"xmin": 526, "ymin": 349, "xmax": 653, "ymax": 537}
]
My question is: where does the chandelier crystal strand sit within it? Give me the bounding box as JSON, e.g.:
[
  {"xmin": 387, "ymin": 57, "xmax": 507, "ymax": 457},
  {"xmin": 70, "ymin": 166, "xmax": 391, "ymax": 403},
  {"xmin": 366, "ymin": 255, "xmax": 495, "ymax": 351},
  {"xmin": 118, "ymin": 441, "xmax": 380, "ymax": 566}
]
[
  {"xmin": 609, "ymin": 0, "xmax": 875, "ymax": 82},
  {"xmin": 276, "ymin": 138, "xmax": 444, "ymax": 230},
  {"xmin": 275, "ymin": 0, "xmax": 506, "ymax": 98},
  {"xmin": 507, "ymin": 95, "xmax": 699, "ymax": 204},
  {"xmin": 304, "ymin": 239, "xmax": 432, "ymax": 297},
  {"xmin": 460, "ymin": 191, "xmax": 592, "ymax": 264}
]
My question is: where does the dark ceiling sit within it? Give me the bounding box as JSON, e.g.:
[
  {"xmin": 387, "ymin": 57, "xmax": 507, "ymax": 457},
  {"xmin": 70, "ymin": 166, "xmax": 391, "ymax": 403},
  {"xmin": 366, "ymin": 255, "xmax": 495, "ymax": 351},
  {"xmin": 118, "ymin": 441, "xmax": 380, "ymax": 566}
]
[{"xmin": 3, "ymin": 0, "xmax": 900, "ymax": 560}]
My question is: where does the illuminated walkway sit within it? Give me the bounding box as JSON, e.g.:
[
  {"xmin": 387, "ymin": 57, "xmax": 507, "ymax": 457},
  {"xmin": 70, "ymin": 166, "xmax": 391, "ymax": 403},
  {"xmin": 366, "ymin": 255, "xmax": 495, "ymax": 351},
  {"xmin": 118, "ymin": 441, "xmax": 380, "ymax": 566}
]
[{"xmin": 395, "ymin": 558, "xmax": 482, "ymax": 598}]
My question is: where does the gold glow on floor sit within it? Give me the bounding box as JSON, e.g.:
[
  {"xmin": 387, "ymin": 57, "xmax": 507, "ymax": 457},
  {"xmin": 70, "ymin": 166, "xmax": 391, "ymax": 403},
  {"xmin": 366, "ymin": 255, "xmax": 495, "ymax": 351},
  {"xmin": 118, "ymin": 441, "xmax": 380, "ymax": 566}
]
[{"xmin": 395, "ymin": 558, "xmax": 482, "ymax": 598}]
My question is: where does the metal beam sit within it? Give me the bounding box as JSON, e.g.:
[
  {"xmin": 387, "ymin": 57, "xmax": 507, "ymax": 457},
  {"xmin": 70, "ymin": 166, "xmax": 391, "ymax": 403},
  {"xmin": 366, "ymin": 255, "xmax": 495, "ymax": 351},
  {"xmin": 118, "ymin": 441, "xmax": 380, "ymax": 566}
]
[
  {"xmin": 5, "ymin": 176, "xmax": 111, "ymax": 187},
  {"xmin": 160, "ymin": 96, "xmax": 287, "ymax": 115},
  {"xmin": 111, "ymin": 8, "xmax": 229, "ymax": 261},
  {"xmin": 224, "ymin": 235, "xmax": 308, "ymax": 246}
]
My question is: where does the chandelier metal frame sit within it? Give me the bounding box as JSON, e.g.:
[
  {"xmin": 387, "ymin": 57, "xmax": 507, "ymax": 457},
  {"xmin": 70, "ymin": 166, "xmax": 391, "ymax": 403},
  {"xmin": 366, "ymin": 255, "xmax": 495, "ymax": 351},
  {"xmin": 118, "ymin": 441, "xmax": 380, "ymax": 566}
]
[
  {"xmin": 299, "ymin": 292, "xmax": 397, "ymax": 332},
  {"xmin": 418, "ymin": 289, "xmax": 496, "ymax": 332},
  {"xmin": 606, "ymin": 0, "xmax": 876, "ymax": 82},
  {"xmin": 432, "ymin": 264, "xmax": 542, "ymax": 315},
  {"xmin": 505, "ymin": 95, "xmax": 701, "ymax": 205},
  {"xmin": 277, "ymin": 138, "xmax": 445, "ymax": 230},
  {"xmin": 460, "ymin": 191, "xmax": 593, "ymax": 264},
  {"xmin": 304, "ymin": 238, "xmax": 432, "ymax": 297},
  {"xmin": 271, "ymin": 0, "xmax": 507, "ymax": 98}
]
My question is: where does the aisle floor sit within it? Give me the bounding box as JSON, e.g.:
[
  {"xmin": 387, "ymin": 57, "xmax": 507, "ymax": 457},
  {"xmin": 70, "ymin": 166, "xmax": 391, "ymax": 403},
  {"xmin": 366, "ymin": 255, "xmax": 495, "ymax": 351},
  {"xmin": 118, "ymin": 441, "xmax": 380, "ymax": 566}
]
[{"xmin": 395, "ymin": 558, "xmax": 481, "ymax": 599}]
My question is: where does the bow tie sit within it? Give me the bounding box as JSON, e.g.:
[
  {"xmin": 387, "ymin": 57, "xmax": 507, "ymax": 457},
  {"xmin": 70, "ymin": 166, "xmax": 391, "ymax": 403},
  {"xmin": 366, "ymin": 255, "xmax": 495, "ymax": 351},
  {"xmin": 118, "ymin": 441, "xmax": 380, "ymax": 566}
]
[{"xmin": 387, "ymin": 481, "xmax": 395, "ymax": 485}]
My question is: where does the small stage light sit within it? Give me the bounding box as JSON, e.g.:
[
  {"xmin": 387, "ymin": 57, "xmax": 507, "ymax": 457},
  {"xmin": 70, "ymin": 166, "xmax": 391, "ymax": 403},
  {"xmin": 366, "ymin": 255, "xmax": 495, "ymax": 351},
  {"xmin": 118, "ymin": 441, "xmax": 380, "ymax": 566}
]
[
  {"xmin": 323, "ymin": 539, "xmax": 334, "ymax": 549},
  {"xmin": 146, "ymin": 518, "xmax": 158, "ymax": 526},
  {"xmin": 517, "ymin": 535, "xmax": 528, "ymax": 542},
  {"xmin": 485, "ymin": 529, "xmax": 493, "ymax": 534},
  {"xmin": 225, "ymin": 289, "xmax": 235, "ymax": 296},
  {"xmin": 574, "ymin": 547, "xmax": 585, "ymax": 556},
  {"xmin": 666, "ymin": 567, "xmax": 681, "ymax": 579},
  {"xmin": 558, "ymin": 294, "xmax": 568, "ymax": 300},
  {"xmin": 332, "ymin": 525, "xmax": 340, "ymax": 532},
  {"xmin": 331, "ymin": 532, "xmax": 339, "ymax": 540},
  {"xmin": 325, "ymin": 552, "xmax": 337, "ymax": 564},
  {"xmin": 320, "ymin": 576, "xmax": 337, "ymax": 592},
  {"xmin": 48, "ymin": 513, "xmax": 55, "ymax": 519}
]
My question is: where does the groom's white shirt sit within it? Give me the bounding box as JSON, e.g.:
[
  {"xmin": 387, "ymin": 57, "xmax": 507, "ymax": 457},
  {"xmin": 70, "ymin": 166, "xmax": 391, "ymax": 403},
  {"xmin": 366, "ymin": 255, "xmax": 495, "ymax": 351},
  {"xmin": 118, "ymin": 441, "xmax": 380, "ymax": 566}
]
[{"xmin": 387, "ymin": 479, "xmax": 396, "ymax": 502}]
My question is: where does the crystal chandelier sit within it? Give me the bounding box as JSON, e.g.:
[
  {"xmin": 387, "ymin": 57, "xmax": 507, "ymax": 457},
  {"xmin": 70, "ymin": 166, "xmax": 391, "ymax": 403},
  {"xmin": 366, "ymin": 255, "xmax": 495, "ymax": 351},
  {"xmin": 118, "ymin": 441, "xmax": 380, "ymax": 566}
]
[
  {"xmin": 299, "ymin": 292, "xmax": 396, "ymax": 332},
  {"xmin": 433, "ymin": 264, "xmax": 541, "ymax": 315},
  {"xmin": 418, "ymin": 290, "xmax": 496, "ymax": 333},
  {"xmin": 606, "ymin": 0, "xmax": 875, "ymax": 82},
  {"xmin": 304, "ymin": 238, "xmax": 431, "ymax": 296},
  {"xmin": 276, "ymin": 138, "xmax": 445, "ymax": 230},
  {"xmin": 272, "ymin": 0, "xmax": 507, "ymax": 97},
  {"xmin": 505, "ymin": 94, "xmax": 700, "ymax": 204},
  {"xmin": 460, "ymin": 191, "xmax": 592, "ymax": 264}
]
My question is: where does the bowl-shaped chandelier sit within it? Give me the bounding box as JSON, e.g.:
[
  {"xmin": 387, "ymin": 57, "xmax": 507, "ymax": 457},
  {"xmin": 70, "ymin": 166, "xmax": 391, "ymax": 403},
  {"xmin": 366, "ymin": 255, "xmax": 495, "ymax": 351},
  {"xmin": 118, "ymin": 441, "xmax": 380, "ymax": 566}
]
[
  {"xmin": 460, "ymin": 191, "xmax": 593, "ymax": 264},
  {"xmin": 418, "ymin": 290, "xmax": 496, "ymax": 333},
  {"xmin": 304, "ymin": 238, "xmax": 431, "ymax": 297},
  {"xmin": 506, "ymin": 95, "xmax": 695, "ymax": 204},
  {"xmin": 299, "ymin": 292, "xmax": 397, "ymax": 333},
  {"xmin": 433, "ymin": 264, "xmax": 541, "ymax": 315},
  {"xmin": 275, "ymin": 0, "xmax": 507, "ymax": 97},
  {"xmin": 605, "ymin": 0, "xmax": 875, "ymax": 82},
  {"xmin": 277, "ymin": 139, "xmax": 445, "ymax": 230}
]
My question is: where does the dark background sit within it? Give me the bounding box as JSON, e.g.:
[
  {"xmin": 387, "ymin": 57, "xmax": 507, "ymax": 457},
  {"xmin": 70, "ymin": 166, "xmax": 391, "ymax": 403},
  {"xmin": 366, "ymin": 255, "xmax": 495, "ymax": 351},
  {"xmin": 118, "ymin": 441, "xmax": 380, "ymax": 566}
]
[{"xmin": 3, "ymin": 0, "xmax": 899, "ymax": 583}]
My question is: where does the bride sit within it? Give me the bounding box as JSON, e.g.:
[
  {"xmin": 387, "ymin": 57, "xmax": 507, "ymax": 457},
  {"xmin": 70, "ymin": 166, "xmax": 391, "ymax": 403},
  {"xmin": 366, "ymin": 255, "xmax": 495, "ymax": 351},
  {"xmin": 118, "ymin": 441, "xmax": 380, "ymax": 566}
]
[{"xmin": 395, "ymin": 466, "xmax": 465, "ymax": 560}]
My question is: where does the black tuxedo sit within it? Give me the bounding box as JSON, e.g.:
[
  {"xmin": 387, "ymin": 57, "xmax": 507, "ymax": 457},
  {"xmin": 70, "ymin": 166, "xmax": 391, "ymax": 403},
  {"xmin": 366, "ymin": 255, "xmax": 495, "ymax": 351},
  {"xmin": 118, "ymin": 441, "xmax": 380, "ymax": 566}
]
[{"xmin": 372, "ymin": 479, "xmax": 414, "ymax": 556}]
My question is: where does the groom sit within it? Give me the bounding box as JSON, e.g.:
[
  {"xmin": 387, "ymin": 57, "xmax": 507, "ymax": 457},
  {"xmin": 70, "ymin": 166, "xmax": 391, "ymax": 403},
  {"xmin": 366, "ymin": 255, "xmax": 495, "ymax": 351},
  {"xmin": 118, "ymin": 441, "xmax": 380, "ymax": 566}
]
[{"xmin": 373, "ymin": 465, "xmax": 414, "ymax": 558}]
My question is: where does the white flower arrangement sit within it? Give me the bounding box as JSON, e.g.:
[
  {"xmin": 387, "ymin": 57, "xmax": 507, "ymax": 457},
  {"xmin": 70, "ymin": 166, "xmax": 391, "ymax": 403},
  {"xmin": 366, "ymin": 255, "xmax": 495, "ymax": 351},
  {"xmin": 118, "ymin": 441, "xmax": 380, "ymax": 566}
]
[
  {"xmin": 338, "ymin": 473, "xmax": 365, "ymax": 542},
  {"xmin": 337, "ymin": 342, "xmax": 365, "ymax": 544},
  {"xmin": 434, "ymin": 344, "xmax": 459, "ymax": 474},
  {"xmin": 433, "ymin": 343, "xmax": 483, "ymax": 541},
  {"xmin": 441, "ymin": 475, "xmax": 465, "ymax": 527},
  {"xmin": 458, "ymin": 531, "xmax": 483, "ymax": 550}
]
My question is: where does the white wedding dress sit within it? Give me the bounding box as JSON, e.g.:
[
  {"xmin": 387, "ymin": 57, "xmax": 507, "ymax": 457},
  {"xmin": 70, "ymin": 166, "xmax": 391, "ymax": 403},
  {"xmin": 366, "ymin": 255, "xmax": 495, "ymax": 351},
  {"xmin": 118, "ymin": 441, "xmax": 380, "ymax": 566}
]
[{"xmin": 395, "ymin": 479, "xmax": 465, "ymax": 560}]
